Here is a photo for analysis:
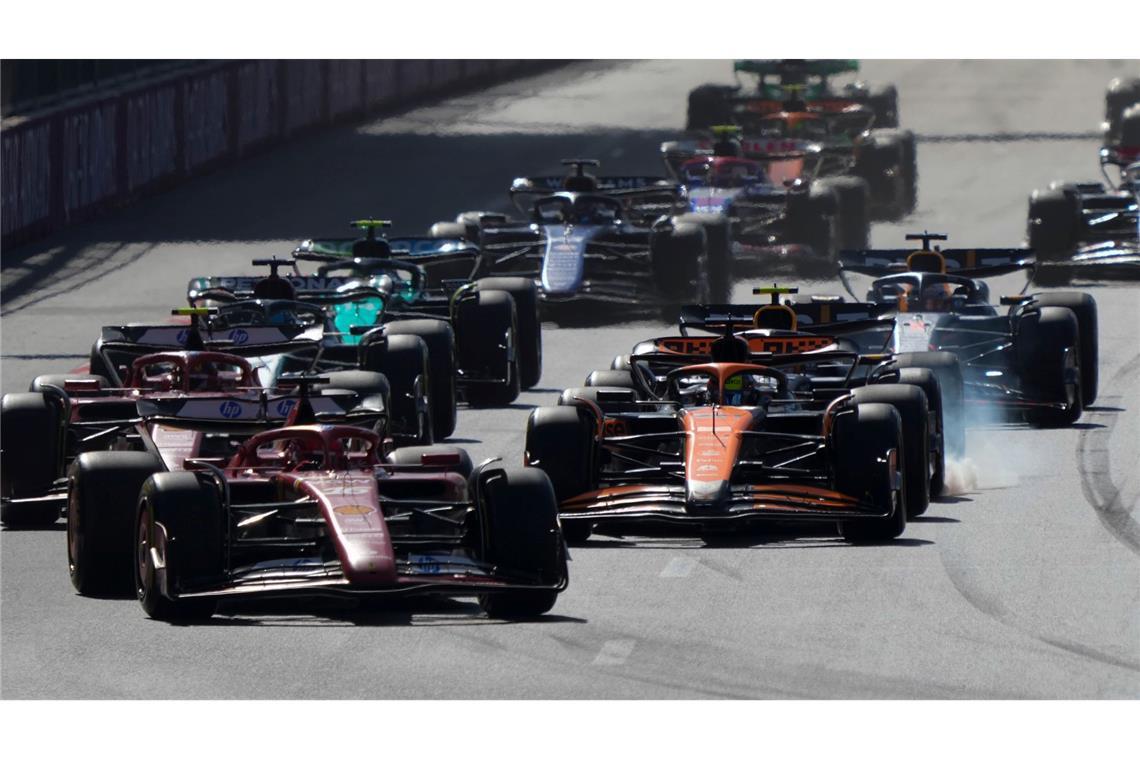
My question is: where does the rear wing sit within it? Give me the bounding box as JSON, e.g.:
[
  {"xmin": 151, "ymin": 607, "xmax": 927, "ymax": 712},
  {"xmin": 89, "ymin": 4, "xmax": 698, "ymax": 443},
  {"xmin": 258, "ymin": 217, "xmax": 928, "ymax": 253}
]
[
  {"xmin": 296, "ymin": 236, "xmax": 478, "ymax": 258},
  {"xmin": 188, "ymin": 274, "xmax": 382, "ymax": 300},
  {"xmin": 509, "ymin": 175, "xmax": 676, "ymax": 194},
  {"xmin": 679, "ymin": 301, "xmax": 887, "ymax": 332},
  {"xmin": 100, "ymin": 324, "xmax": 322, "ymax": 349},
  {"xmin": 838, "ymin": 248, "xmax": 1036, "ymax": 278},
  {"xmin": 135, "ymin": 392, "xmax": 371, "ymax": 425},
  {"xmin": 734, "ymin": 60, "xmax": 859, "ymax": 78}
]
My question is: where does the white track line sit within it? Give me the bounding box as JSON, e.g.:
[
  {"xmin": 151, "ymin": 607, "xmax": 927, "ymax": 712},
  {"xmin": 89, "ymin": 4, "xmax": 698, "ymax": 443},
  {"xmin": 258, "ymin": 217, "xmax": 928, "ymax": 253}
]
[
  {"xmin": 593, "ymin": 639, "xmax": 636, "ymax": 666},
  {"xmin": 659, "ymin": 557, "xmax": 697, "ymax": 578}
]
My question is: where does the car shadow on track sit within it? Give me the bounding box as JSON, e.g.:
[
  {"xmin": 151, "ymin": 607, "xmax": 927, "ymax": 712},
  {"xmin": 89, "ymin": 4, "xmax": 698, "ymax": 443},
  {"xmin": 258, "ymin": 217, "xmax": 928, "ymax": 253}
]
[{"xmin": 172, "ymin": 596, "xmax": 588, "ymax": 628}]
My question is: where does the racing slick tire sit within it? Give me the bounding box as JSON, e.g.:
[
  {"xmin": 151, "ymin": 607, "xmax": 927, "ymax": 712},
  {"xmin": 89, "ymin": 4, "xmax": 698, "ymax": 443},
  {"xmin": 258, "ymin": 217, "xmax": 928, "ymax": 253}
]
[
  {"xmin": 321, "ymin": 369, "xmax": 396, "ymax": 435},
  {"xmin": 360, "ymin": 334, "xmax": 437, "ymax": 442},
  {"xmin": 88, "ymin": 341, "xmax": 118, "ymax": 383},
  {"xmin": 650, "ymin": 222, "xmax": 709, "ymax": 307},
  {"xmin": 428, "ymin": 221, "xmax": 472, "ymax": 241},
  {"xmin": 559, "ymin": 386, "xmax": 639, "ymax": 413},
  {"xmin": 1030, "ymin": 293, "xmax": 1098, "ymax": 407},
  {"xmin": 135, "ymin": 472, "xmax": 222, "ymax": 622},
  {"xmin": 383, "ymin": 320, "xmax": 458, "ymax": 440},
  {"xmin": 868, "ymin": 84, "xmax": 900, "ymax": 128},
  {"xmin": 475, "ymin": 277, "xmax": 542, "ymax": 389},
  {"xmin": 1026, "ymin": 188, "xmax": 1081, "ymax": 262},
  {"xmin": 1017, "ymin": 306, "xmax": 1083, "ymax": 428},
  {"xmin": 584, "ymin": 369, "xmax": 636, "ymax": 391},
  {"xmin": 477, "ymin": 467, "xmax": 566, "ymax": 619},
  {"xmin": 385, "ymin": 445, "xmax": 474, "ymax": 480},
  {"xmin": 29, "ymin": 374, "xmax": 108, "ymax": 393},
  {"xmin": 611, "ymin": 354, "xmax": 632, "ymax": 371},
  {"xmin": 834, "ymin": 402, "xmax": 907, "ymax": 543},
  {"xmin": 686, "ymin": 84, "xmax": 737, "ymax": 130},
  {"xmin": 673, "ymin": 212, "xmax": 733, "ymax": 302},
  {"xmin": 851, "ymin": 383, "xmax": 930, "ymax": 518},
  {"xmin": 1, "ymin": 392, "xmax": 62, "ymax": 526},
  {"xmin": 854, "ymin": 131, "xmax": 908, "ymax": 220},
  {"xmin": 814, "ymin": 176, "xmax": 870, "ymax": 251},
  {"xmin": 895, "ymin": 352, "xmax": 966, "ymax": 458},
  {"xmin": 68, "ymin": 451, "xmax": 164, "ymax": 596},
  {"xmin": 525, "ymin": 405, "xmax": 597, "ymax": 544},
  {"xmin": 786, "ymin": 186, "xmax": 838, "ymax": 275},
  {"xmin": 896, "ymin": 368, "xmax": 948, "ymax": 498},
  {"xmin": 456, "ymin": 290, "xmax": 521, "ymax": 407},
  {"xmin": 1105, "ymin": 77, "xmax": 1140, "ymax": 131}
]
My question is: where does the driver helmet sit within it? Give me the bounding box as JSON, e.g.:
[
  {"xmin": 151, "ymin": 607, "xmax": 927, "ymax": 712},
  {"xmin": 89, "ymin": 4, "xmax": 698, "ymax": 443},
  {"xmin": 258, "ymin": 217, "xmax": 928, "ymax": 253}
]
[{"xmin": 920, "ymin": 283, "xmax": 954, "ymax": 311}]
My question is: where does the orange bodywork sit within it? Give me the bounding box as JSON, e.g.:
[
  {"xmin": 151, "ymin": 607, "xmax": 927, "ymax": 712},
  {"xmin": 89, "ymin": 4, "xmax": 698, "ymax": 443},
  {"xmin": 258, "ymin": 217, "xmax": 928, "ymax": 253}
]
[{"xmin": 652, "ymin": 334, "xmax": 835, "ymax": 357}]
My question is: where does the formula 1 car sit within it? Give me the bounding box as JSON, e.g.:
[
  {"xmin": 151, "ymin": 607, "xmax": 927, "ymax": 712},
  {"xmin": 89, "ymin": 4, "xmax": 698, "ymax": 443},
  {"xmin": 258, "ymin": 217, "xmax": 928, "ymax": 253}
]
[
  {"xmin": 687, "ymin": 60, "xmax": 900, "ymax": 130},
  {"xmin": 0, "ymin": 326, "xmax": 394, "ymax": 528},
  {"xmin": 428, "ymin": 159, "xmax": 733, "ymax": 313},
  {"xmin": 661, "ymin": 125, "xmax": 866, "ymax": 266},
  {"xmin": 586, "ymin": 286, "xmax": 947, "ymax": 507},
  {"xmin": 1026, "ymin": 153, "xmax": 1140, "ymax": 283},
  {"xmin": 188, "ymin": 226, "xmax": 540, "ymax": 437},
  {"xmin": 526, "ymin": 351, "xmax": 913, "ymax": 545},
  {"xmin": 828, "ymin": 233, "xmax": 1098, "ymax": 428},
  {"xmin": 127, "ymin": 426, "xmax": 566, "ymax": 621},
  {"xmin": 86, "ymin": 304, "xmax": 434, "ymax": 445}
]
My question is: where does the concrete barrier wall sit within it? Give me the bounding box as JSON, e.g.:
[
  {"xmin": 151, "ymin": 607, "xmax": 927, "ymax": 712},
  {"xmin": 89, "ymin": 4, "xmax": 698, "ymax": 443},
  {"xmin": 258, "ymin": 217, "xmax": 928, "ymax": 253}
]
[{"xmin": 1, "ymin": 60, "xmax": 561, "ymax": 248}]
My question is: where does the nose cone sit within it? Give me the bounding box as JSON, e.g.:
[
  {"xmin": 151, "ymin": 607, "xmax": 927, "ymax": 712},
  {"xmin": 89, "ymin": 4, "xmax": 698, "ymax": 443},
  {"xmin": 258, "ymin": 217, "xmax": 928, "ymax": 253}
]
[{"xmin": 541, "ymin": 228, "xmax": 589, "ymax": 295}]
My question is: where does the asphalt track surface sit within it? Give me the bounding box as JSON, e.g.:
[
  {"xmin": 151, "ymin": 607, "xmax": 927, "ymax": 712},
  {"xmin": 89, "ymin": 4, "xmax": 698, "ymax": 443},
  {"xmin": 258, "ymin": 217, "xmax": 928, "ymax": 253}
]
[{"xmin": 2, "ymin": 60, "xmax": 1138, "ymax": 699}]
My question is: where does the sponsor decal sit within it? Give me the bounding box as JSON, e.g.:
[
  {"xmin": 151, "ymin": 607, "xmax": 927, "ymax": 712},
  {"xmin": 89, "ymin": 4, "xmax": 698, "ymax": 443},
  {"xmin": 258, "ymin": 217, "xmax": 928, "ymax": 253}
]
[
  {"xmin": 219, "ymin": 400, "xmax": 242, "ymax": 419},
  {"xmin": 333, "ymin": 504, "xmax": 375, "ymax": 516},
  {"xmin": 228, "ymin": 328, "xmax": 249, "ymax": 345},
  {"xmin": 275, "ymin": 398, "xmax": 296, "ymax": 416},
  {"xmin": 176, "ymin": 328, "xmax": 190, "ymax": 346}
]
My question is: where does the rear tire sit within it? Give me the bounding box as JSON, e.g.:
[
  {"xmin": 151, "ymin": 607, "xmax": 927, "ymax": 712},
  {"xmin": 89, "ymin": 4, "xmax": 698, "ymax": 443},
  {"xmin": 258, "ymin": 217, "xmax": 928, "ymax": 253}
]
[
  {"xmin": 1026, "ymin": 188, "xmax": 1081, "ymax": 261},
  {"xmin": 360, "ymin": 334, "xmax": 436, "ymax": 441},
  {"xmin": 383, "ymin": 320, "xmax": 457, "ymax": 441},
  {"xmin": 815, "ymin": 176, "xmax": 870, "ymax": 250},
  {"xmin": 457, "ymin": 290, "xmax": 521, "ymax": 407},
  {"xmin": 1031, "ymin": 292, "xmax": 1097, "ymax": 407},
  {"xmin": 476, "ymin": 277, "xmax": 542, "ymax": 389},
  {"xmin": 29, "ymin": 374, "xmax": 107, "ymax": 393},
  {"xmin": 385, "ymin": 445, "xmax": 474, "ymax": 480},
  {"xmin": 477, "ymin": 467, "xmax": 565, "ymax": 618},
  {"xmin": 68, "ymin": 451, "xmax": 164, "ymax": 596},
  {"xmin": 584, "ymin": 369, "xmax": 636, "ymax": 390},
  {"xmin": 673, "ymin": 212, "xmax": 732, "ymax": 302},
  {"xmin": 1018, "ymin": 306, "xmax": 1083, "ymax": 428},
  {"xmin": 896, "ymin": 368, "xmax": 947, "ymax": 498},
  {"xmin": 321, "ymin": 370, "xmax": 396, "ymax": 436},
  {"xmin": 651, "ymin": 222, "xmax": 709, "ymax": 305},
  {"xmin": 895, "ymin": 352, "xmax": 965, "ymax": 458},
  {"xmin": 687, "ymin": 84, "xmax": 737, "ymax": 130}
]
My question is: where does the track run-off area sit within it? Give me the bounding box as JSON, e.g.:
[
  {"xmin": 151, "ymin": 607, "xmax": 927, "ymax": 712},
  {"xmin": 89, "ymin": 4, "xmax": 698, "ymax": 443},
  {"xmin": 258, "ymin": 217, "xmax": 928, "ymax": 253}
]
[{"xmin": 2, "ymin": 60, "xmax": 1137, "ymax": 698}]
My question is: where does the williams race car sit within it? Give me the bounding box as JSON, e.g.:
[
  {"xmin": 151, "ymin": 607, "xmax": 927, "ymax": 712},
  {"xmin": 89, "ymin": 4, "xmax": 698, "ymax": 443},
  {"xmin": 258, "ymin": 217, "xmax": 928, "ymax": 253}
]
[{"xmin": 428, "ymin": 159, "xmax": 733, "ymax": 314}]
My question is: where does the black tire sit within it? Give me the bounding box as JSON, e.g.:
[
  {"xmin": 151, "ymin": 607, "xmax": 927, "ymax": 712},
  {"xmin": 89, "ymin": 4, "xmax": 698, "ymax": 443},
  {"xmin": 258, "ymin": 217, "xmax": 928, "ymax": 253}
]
[
  {"xmin": 868, "ymin": 83, "xmax": 900, "ymax": 128},
  {"xmin": 385, "ymin": 445, "xmax": 474, "ymax": 480},
  {"xmin": 673, "ymin": 212, "xmax": 732, "ymax": 302},
  {"xmin": 1031, "ymin": 292, "xmax": 1098, "ymax": 407},
  {"xmin": 135, "ymin": 472, "xmax": 222, "ymax": 622},
  {"xmin": 29, "ymin": 374, "xmax": 107, "ymax": 393},
  {"xmin": 815, "ymin": 176, "xmax": 870, "ymax": 250},
  {"xmin": 383, "ymin": 319, "xmax": 457, "ymax": 440},
  {"xmin": 833, "ymin": 403, "xmax": 907, "ymax": 542},
  {"xmin": 559, "ymin": 386, "xmax": 639, "ymax": 412},
  {"xmin": 650, "ymin": 222, "xmax": 708, "ymax": 303},
  {"xmin": 895, "ymin": 129, "xmax": 918, "ymax": 215},
  {"xmin": 686, "ymin": 84, "xmax": 737, "ymax": 130},
  {"xmin": 1026, "ymin": 188, "xmax": 1081, "ymax": 262},
  {"xmin": 524, "ymin": 406, "xmax": 596, "ymax": 546},
  {"xmin": 67, "ymin": 451, "xmax": 164, "ymax": 596},
  {"xmin": 477, "ymin": 467, "xmax": 566, "ymax": 618},
  {"xmin": 788, "ymin": 185, "xmax": 837, "ymax": 263},
  {"xmin": 360, "ymin": 333, "xmax": 435, "ymax": 441},
  {"xmin": 88, "ymin": 341, "xmax": 116, "ymax": 383},
  {"xmin": 610, "ymin": 354, "xmax": 632, "ymax": 371},
  {"xmin": 456, "ymin": 290, "xmax": 520, "ymax": 407},
  {"xmin": 476, "ymin": 277, "xmax": 542, "ymax": 389},
  {"xmin": 895, "ymin": 352, "xmax": 966, "ymax": 458},
  {"xmin": 1, "ymin": 393, "xmax": 62, "ymax": 525},
  {"xmin": 1105, "ymin": 77, "xmax": 1140, "ymax": 131},
  {"xmin": 852, "ymin": 383, "xmax": 930, "ymax": 517},
  {"xmin": 854, "ymin": 132, "xmax": 906, "ymax": 220},
  {"xmin": 896, "ymin": 368, "xmax": 947, "ymax": 498},
  {"xmin": 584, "ymin": 369, "xmax": 636, "ymax": 390},
  {"xmin": 1017, "ymin": 306, "xmax": 1083, "ymax": 428}
]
